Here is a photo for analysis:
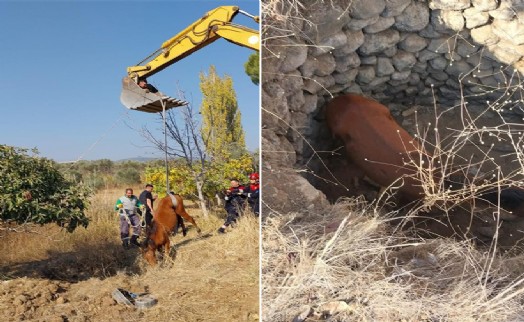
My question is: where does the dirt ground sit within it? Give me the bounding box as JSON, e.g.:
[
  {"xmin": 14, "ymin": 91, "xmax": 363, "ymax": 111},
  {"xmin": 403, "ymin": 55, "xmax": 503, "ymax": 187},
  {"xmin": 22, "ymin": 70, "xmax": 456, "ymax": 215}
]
[{"xmin": 0, "ymin": 195, "xmax": 259, "ymax": 322}]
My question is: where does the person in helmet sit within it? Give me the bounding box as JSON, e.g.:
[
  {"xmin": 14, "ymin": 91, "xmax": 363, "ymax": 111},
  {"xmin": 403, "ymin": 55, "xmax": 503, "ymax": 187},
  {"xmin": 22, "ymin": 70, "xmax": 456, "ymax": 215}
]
[
  {"xmin": 244, "ymin": 172, "xmax": 260, "ymax": 217},
  {"xmin": 218, "ymin": 178, "xmax": 247, "ymax": 234}
]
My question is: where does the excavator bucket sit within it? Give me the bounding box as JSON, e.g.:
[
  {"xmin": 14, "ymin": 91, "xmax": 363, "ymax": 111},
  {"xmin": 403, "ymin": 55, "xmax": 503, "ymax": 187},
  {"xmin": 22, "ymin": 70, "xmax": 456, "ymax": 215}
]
[{"xmin": 120, "ymin": 77, "xmax": 188, "ymax": 113}]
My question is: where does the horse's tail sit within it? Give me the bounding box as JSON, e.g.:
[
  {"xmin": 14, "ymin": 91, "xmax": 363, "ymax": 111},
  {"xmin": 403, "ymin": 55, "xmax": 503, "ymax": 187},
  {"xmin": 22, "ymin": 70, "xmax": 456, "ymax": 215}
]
[{"xmin": 169, "ymin": 193, "xmax": 179, "ymax": 208}]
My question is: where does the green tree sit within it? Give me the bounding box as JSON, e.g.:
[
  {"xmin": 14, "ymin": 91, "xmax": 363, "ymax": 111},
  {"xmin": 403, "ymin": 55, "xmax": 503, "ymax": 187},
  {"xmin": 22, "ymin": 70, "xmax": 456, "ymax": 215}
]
[
  {"xmin": 0, "ymin": 145, "xmax": 91, "ymax": 232},
  {"xmin": 244, "ymin": 52, "xmax": 259, "ymax": 85},
  {"xmin": 200, "ymin": 65, "xmax": 246, "ymax": 161}
]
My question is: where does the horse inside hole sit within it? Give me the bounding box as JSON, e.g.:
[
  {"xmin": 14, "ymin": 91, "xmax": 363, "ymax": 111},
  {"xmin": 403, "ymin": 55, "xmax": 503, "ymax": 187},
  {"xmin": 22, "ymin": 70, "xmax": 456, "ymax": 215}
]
[{"xmin": 142, "ymin": 193, "xmax": 201, "ymax": 266}]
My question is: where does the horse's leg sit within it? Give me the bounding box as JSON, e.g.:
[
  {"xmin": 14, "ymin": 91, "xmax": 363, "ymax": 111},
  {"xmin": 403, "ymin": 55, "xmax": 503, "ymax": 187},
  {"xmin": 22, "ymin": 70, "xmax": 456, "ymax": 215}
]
[
  {"xmin": 177, "ymin": 211, "xmax": 201, "ymax": 233},
  {"xmin": 164, "ymin": 234, "xmax": 170, "ymax": 260},
  {"xmin": 177, "ymin": 214, "xmax": 187, "ymax": 236},
  {"xmin": 144, "ymin": 246, "xmax": 157, "ymax": 266}
]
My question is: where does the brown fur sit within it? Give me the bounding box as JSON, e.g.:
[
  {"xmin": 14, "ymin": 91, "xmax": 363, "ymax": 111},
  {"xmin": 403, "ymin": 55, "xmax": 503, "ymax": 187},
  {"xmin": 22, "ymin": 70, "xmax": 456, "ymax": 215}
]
[
  {"xmin": 325, "ymin": 94, "xmax": 432, "ymax": 202},
  {"xmin": 142, "ymin": 194, "xmax": 201, "ymax": 266}
]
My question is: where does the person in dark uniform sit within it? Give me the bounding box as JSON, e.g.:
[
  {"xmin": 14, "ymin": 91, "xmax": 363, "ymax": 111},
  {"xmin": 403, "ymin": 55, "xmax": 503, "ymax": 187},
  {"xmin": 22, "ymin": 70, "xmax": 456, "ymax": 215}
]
[
  {"xmin": 138, "ymin": 78, "xmax": 159, "ymax": 93},
  {"xmin": 244, "ymin": 172, "xmax": 260, "ymax": 217},
  {"xmin": 139, "ymin": 184, "xmax": 157, "ymax": 231},
  {"xmin": 217, "ymin": 179, "xmax": 246, "ymax": 234}
]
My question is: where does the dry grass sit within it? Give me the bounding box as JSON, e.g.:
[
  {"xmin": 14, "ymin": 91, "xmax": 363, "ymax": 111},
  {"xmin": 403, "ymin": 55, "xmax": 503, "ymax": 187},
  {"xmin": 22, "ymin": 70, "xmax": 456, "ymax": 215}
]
[
  {"xmin": 262, "ymin": 199, "xmax": 524, "ymax": 321},
  {"xmin": 0, "ymin": 187, "xmax": 260, "ymax": 321}
]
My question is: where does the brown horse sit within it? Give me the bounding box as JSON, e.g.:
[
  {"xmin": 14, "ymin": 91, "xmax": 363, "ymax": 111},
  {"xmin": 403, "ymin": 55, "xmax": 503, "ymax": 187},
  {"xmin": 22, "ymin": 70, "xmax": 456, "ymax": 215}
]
[
  {"xmin": 142, "ymin": 194, "xmax": 201, "ymax": 266},
  {"xmin": 325, "ymin": 94, "xmax": 435, "ymax": 203}
]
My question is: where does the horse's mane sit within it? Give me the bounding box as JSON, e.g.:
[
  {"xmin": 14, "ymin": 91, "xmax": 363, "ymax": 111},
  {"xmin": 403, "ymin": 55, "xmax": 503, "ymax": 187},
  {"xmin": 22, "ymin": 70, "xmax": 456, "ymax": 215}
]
[{"xmin": 142, "ymin": 222, "xmax": 159, "ymax": 249}]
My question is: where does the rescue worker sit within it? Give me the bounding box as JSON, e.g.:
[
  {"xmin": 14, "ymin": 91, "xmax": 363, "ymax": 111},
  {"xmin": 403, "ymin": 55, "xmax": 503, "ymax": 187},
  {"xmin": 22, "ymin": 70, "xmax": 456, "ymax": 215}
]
[
  {"xmin": 244, "ymin": 172, "xmax": 260, "ymax": 217},
  {"xmin": 138, "ymin": 78, "xmax": 159, "ymax": 93},
  {"xmin": 115, "ymin": 188, "xmax": 144, "ymax": 249},
  {"xmin": 217, "ymin": 179, "xmax": 246, "ymax": 234},
  {"xmin": 139, "ymin": 183, "xmax": 157, "ymax": 231}
]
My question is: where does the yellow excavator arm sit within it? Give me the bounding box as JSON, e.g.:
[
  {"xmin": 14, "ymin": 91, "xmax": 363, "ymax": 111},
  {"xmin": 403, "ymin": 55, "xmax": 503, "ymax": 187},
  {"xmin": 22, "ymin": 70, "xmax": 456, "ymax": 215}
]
[{"xmin": 120, "ymin": 6, "xmax": 259, "ymax": 112}]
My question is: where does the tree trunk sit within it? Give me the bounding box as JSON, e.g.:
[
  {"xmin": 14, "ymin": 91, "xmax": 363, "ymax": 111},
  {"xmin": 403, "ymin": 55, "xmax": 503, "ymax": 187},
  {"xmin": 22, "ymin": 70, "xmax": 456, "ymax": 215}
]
[
  {"xmin": 195, "ymin": 178, "xmax": 209, "ymax": 217},
  {"xmin": 215, "ymin": 193, "xmax": 223, "ymax": 207}
]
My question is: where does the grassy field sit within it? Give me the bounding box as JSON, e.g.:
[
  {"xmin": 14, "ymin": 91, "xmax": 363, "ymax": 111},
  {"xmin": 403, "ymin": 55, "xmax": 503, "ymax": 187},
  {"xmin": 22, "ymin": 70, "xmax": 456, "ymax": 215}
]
[{"xmin": 0, "ymin": 187, "xmax": 260, "ymax": 321}]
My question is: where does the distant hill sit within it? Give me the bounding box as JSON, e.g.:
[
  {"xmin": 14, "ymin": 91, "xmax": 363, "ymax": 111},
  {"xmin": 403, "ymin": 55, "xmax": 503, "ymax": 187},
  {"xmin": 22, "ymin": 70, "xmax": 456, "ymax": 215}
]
[{"xmin": 116, "ymin": 156, "xmax": 161, "ymax": 162}]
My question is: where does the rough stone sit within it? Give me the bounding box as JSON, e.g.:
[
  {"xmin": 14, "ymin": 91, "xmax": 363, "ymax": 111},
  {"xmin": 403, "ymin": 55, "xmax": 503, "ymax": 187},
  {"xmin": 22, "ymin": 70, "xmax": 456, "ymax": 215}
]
[
  {"xmin": 497, "ymin": 41, "xmax": 524, "ymax": 58},
  {"xmin": 262, "ymin": 169, "xmax": 329, "ymax": 214},
  {"xmin": 470, "ymin": 25, "xmax": 500, "ymax": 46},
  {"xmin": 412, "ymin": 61, "xmax": 428, "ymax": 74},
  {"xmin": 428, "ymin": 68, "xmax": 449, "ymax": 81},
  {"xmin": 430, "ymin": 56, "xmax": 449, "ymax": 70},
  {"xmin": 392, "ymin": 50, "xmax": 417, "ymax": 71},
  {"xmin": 407, "ymin": 72, "xmax": 420, "ymax": 86},
  {"xmin": 492, "ymin": 19, "xmax": 524, "ymax": 45},
  {"xmin": 424, "ymin": 77, "xmax": 445, "ymax": 87},
  {"xmin": 479, "ymin": 75, "xmax": 499, "ymax": 87},
  {"xmin": 391, "ymin": 71, "xmax": 411, "ymax": 81},
  {"xmin": 279, "ymin": 42, "xmax": 309, "ymax": 73},
  {"xmin": 299, "ymin": 54, "xmax": 336, "ymax": 77},
  {"xmin": 431, "ymin": 10, "xmax": 464, "ymax": 33},
  {"xmin": 314, "ymin": 54, "xmax": 337, "ymax": 77},
  {"xmin": 333, "ymin": 69, "xmax": 359, "ymax": 84},
  {"xmin": 302, "ymin": 94, "xmax": 319, "ymax": 114},
  {"xmin": 302, "ymin": 3, "xmax": 352, "ymax": 43},
  {"xmin": 463, "ymin": 7, "xmax": 490, "ymax": 29},
  {"xmin": 262, "ymin": 132, "xmax": 296, "ymax": 167},
  {"xmin": 334, "ymin": 30, "xmax": 365, "ymax": 55},
  {"xmin": 515, "ymin": 60, "xmax": 524, "ymax": 75},
  {"xmin": 360, "ymin": 56, "xmax": 377, "ymax": 65},
  {"xmin": 310, "ymin": 30, "xmax": 348, "ymax": 56},
  {"xmin": 334, "ymin": 52, "xmax": 361, "ymax": 72},
  {"xmin": 262, "ymin": 91, "xmax": 290, "ymax": 135},
  {"xmin": 489, "ymin": 45, "xmax": 522, "ymax": 65},
  {"xmin": 303, "ymin": 75, "xmax": 336, "ymax": 95},
  {"xmin": 472, "ymin": 67, "xmax": 495, "ymax": 78},
  {"xmin": 419, "ymin": 24, "xmax": 443, "ymax": 38},
  {"xmin": 346, "ymin": 16, "xmax": 380, "ymax": 30},
  {"xmin": 471, "ymin": 0, "xmax": 498, "ymax": 11},
  {"xmin": 359, "ymin": 30, "xmax": 400, "ymax": 55},
  {"xmin": 445, "ymin": 60, "xmax": 474, "ymax": 77},
  {"xmin": 364, "ymin": 16, "xmax": 396, "ymax": 33},
  {"xmin": 377, "ymin": 57, "xmax": 395, "ymax": 76},
  {"xmin": 383, "ymin": 46, "xmax": 398, "ymax": 57},
  {"xmin": 399, "ymin": 34, "xmax": 428, "ymax": 52},
  {"xmin": 446, "ymin": 78, "xmax": 461, "ymax": 89},
  {"xmin": 418, "ymin": 49, "xmax": 441, "ymax": 62},
  {"xmin": 288, "ymin": 91, "xmax": 306, "ymax": 112},
  {"xmin": 368, "ymin": 76, "xmax": 391, "ymax": 87},
  {"xmin": 350, "ymin": 0, "xmax": 386, "ymax": 19},
  {"xmin": 489, "ymin": 3, "xmax": 517, "ymax": 21},
  {"xmin": 281, "ymin": 71, "xmax": 304, "ymax": 96},
  {"xmin": 441, "ymin": 10, "xmax": 465, "ymax": 32},
  {"xmin": 427, "ymin": 37, "xmax": 458, "ymax": 54},
  {"xmin": 357, "ymin": 66, "xmax": 375, "ymax": 83},
  {"xmin": 446, "ymin": 52, "xmax": 462, "ymax": 62},
  {"xmin": 430, "ymin": 0, "xmax": 471, "ymax": 10},
  {"xmin": 456, "ymin": 40, "xmax": 480, "ymax": 58},
  {"xmin": 394, "ymin": 1, "xmax": 430, "ymax": 32},
  {"xmin": 382, "ymin": 0, "xmax": 411, "ymax": 17},
  {"xmin": 300, "ymin": 57, "xmax": 317, "ymax": 78}
]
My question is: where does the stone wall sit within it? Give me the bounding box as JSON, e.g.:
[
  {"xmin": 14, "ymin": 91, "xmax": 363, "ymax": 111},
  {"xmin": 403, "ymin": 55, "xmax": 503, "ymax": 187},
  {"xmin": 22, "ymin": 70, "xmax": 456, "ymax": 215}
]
[{"xmin": 263, "ymin": 0, "xmax": 524, "ymax": 170}]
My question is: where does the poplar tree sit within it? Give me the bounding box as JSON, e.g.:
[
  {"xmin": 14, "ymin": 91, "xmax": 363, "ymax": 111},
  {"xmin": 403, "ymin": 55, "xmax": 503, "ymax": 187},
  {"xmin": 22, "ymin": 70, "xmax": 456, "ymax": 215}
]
[
  {"xmin": 244, "ymin": 52, "xmax": 259, "ymax": 85},
  {"xmin": 199, "ymin": 65, "xmax": 246, "ymax": 161}
]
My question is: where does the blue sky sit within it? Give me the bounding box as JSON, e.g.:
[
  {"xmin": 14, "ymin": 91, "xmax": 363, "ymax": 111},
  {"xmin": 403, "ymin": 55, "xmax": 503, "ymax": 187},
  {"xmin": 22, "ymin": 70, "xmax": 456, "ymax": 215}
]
[{"xmin": 0, "ymin": 0, "xmax": 259, "ymax": 162}]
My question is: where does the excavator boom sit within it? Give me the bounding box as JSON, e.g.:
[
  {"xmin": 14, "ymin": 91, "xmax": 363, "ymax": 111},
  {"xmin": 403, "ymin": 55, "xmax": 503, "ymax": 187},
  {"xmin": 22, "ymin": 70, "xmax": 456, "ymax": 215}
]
[{"xmin": 120, "ymin": 5, "xmax": 259, "ymax": 112}]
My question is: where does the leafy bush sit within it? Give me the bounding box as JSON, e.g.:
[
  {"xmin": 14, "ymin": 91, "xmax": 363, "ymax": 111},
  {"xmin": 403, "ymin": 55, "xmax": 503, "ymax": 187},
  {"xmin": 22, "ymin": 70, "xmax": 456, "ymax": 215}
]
[{"xmin": 0, "ymin": 145, "xmax": 91, "ymax": 232}]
